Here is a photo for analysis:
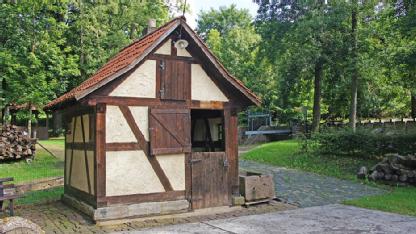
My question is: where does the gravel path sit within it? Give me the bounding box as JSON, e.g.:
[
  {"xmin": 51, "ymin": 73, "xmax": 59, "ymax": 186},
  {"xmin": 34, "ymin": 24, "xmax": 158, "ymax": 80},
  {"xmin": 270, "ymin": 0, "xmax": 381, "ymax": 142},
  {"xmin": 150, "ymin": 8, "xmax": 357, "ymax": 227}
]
[{"xmin": 239, "ymin": 160, "xmax": 385, "ymax": 207}]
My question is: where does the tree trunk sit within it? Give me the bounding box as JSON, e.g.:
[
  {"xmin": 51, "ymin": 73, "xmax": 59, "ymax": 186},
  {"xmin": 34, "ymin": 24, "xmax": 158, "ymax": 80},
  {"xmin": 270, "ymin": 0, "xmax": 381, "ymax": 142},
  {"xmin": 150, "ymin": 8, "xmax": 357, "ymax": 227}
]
[
  {"xmin": 312, "ymin": 61, "xmax": 323, "ymax": 132},
  {"xmin": 411, "ymin": 91, "xmax": 416, "ymax": 118},
  {"xmin": 349, "ymin": 0, "xmax": 358, "ymax": 132},
  {"xmin": 27, "ymin": 103, "xmax": 32, "ymax": 138}
]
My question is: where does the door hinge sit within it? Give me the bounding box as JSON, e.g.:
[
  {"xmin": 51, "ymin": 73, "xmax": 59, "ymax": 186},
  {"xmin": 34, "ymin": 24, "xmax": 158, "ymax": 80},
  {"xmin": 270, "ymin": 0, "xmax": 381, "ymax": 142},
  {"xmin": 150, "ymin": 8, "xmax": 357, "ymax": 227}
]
[{"xmin": 160, "ymin": 60, "xmax": 165, "ymax": 70}]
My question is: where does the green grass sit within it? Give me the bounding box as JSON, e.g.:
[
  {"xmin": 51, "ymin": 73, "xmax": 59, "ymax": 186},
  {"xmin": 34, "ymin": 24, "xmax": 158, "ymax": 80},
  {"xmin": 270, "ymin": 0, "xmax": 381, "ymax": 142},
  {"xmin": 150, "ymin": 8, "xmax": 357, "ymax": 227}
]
[
  {"xmin": 0, "ymin": 139, "xmax": 64, "ymax": 183},
  {"xmin": 344, "ymin": 186, "xmax": 416, "ymax": 216},
  {"xmin": 16, "ymin": 186, "xmax": 64, "ymax": 205},
  {"xmin": 242, "ymin": 139, "xmax": 377, "ymax": 180}
]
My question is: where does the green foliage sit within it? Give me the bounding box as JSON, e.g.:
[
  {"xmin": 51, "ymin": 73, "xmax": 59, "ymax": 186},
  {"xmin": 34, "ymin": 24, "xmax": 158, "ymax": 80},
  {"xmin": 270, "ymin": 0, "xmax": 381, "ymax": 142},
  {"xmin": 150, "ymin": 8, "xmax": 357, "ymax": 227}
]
[
  {"xmin": 198, "ymin": 5, "xmax": 279, "ymax": 112},
  {"xmin": 196, "ymin": 4, "xmax": 252, "ymax": 40},
  {"xmin": 254, "ymin": 0, "xmax": 416, "ymax": 121},
  {"xmin": 312, "ymin": 127, "xmax": 416, "ymax": 159},
  {"xmin": 0, "ymin": 0, "xmax": 173, "ymax": 112}
]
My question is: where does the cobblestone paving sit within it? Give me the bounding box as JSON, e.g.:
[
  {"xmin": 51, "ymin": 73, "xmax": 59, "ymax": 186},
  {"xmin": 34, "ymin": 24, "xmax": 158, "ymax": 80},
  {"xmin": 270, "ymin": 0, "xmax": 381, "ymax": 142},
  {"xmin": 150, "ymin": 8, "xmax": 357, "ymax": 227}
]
[
  {"xmin": 240, "ymin": 160, "xmax": 385, "ymax": 207},
  {"xmin": 9, "ymin": 200, "xmax": 294, "ymax": 233}
]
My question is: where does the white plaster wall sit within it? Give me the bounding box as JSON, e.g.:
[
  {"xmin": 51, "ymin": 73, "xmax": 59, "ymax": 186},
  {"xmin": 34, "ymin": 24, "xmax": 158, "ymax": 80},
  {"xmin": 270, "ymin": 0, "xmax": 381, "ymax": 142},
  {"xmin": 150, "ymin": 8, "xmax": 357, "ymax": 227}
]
[
  {"xmin": 69, "ymin": 150, "xmax": 95, "ymax": 195},
  {"xmin": 73, "ymin": 116, "xmax": 83, "ymax": 143},
  {"xmin": 106, "ymin": 150, "xmax": 165, "ymax": 196},
  {"xmin": 191, "ymin": 64, "xmax": 228, "ymax": 102},
  {"xmin": 110, "ymin": 60, "xmax": 156, "ymax": 98},
  {"xmin": 156, "ymin": 154, "xmax": 185, "ymax": 191},
  {"xmin": 106, "ymin": 105, "xmax": 136, "ymax": 143},
  {"xmin": 154, "ymin": 39, "xmax": 171, "ymax": 55},
  {"xmin": 177, "ymin": 48, "xmax": 192, "ymax": 57},
  {"xmin": 129, "ymin": 106, "xmax": 149, "ymax": 141}
]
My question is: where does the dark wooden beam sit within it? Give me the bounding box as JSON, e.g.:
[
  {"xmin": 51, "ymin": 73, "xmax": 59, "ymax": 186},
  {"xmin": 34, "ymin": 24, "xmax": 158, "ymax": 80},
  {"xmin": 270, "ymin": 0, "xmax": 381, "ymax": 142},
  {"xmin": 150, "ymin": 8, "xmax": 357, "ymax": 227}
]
[
  {"xmin": 104, "ymin": 190, "xmax": 186, "ymax": 206},
  {"xmin": 95, "ymin": 104, "xmax": 106, "ymax": 204},
  {"xmin": 65, "ymin": 185, "xmax": 96, "ymax": 208},
  {"xmin": 106, "ymin": 142, "xmax": 141, "ymax": 151},
  {"xmin": 148, "ymin": 54, "xmax": 198, "ymax": 63}
]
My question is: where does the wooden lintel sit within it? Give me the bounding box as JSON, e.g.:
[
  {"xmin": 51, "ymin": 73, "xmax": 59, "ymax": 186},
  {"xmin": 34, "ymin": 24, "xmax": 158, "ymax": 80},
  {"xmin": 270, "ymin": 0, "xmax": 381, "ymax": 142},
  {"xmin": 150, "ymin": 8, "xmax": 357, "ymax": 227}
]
[
  {"xmin": 191, "ymin": 101, "xmax": 225, "ymax": 109},
  {"xmin": 148, "ymin": 54, "xmax": 198, "ymax": 63}
]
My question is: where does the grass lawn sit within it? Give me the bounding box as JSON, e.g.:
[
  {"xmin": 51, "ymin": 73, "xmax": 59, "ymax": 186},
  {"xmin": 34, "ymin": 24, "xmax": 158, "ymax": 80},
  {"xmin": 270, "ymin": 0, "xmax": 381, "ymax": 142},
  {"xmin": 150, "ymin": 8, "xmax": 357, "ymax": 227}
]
[
  {"xmin": 242, "ymin": 139, "xmax": 377, "ymax": 180},
  {"xmin": 344, "ymin": 186, "xmax": 416, "ymax": 216},
  {"xmin": 0, "ymin": 138, "xmax": 64, "ymax": 183},
  {"xmin": 16, "ymin": 186, "xmax": 64, "ymax": 205}
]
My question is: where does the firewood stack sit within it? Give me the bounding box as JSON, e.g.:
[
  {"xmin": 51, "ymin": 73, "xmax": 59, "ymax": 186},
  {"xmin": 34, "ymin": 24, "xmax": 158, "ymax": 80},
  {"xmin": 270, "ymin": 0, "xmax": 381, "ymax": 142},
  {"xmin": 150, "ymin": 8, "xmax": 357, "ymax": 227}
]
[
  {"xmin": 368, "ymin": 153, "xmax": 416, "ymax": 184},
  {"xmin": 0, "ymin": 125, "xmax": 36, "ymax": 161}
]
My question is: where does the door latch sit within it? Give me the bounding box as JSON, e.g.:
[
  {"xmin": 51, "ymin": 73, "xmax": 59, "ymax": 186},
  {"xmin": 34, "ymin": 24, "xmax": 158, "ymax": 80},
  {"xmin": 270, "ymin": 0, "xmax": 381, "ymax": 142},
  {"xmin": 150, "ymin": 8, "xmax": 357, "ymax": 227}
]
[
  {"xmin": 223, "ymin": 159, "xmax": 229, "ymax": 167},
  {"xmin": 189, "ymin": 159, "xmax": 202, "ymax": 164},
  {"xmin": 159, "ymin": 60, "xmax": 165, "ymax": 70}
]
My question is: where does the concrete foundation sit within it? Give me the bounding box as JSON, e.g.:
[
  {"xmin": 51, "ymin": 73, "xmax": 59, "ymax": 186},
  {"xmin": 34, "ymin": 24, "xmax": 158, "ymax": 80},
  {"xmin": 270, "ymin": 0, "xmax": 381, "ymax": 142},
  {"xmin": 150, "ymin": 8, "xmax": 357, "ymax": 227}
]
[{"xmin": 62, "ymin": 194, "xmax": 190, "ymax": 222}]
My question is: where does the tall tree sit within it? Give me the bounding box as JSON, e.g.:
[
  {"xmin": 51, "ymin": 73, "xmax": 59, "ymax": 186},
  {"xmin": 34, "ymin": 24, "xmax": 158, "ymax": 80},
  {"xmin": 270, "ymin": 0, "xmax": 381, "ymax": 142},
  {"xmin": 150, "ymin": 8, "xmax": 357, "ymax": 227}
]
[{"xmin": 0, "ymin": 0, "xmax": 79, "ymax": 134}]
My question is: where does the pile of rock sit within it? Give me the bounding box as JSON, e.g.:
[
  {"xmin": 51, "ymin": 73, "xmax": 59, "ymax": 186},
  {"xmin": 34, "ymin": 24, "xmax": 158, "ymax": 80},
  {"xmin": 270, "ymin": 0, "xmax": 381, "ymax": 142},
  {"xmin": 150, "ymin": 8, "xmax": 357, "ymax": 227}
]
[
  {"xmin": 0, "ymin": 125, "xmax": 36, "ymax": 161},
  {"xmin": 358, "ymin": 153, "xmax": 416, "ymax": 184}
]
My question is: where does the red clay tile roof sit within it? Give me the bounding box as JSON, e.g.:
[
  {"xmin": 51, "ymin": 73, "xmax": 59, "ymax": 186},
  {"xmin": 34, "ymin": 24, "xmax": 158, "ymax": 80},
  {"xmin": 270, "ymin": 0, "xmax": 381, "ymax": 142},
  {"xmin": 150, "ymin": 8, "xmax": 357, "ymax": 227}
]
[
  {"xmin": 45, "ymin": 16, "xmax": 260, "ymax": 110},
  {"xmin": 44, "ymin": 18, "xmax": 180, "ymax": 110}
]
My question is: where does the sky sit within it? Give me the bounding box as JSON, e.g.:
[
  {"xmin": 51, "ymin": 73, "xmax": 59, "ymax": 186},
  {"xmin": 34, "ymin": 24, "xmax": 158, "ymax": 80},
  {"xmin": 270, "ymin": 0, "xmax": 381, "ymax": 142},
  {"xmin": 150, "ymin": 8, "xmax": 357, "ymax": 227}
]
[{"xmin": 182, "ymin": 0, "xmax": 259, "ymax": 29}]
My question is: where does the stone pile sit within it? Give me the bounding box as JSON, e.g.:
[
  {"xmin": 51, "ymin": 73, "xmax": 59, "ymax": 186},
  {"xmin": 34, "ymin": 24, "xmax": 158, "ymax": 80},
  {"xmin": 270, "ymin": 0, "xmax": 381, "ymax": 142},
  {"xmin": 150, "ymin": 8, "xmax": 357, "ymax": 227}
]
[{"xmin": 363, "ymin": 153, "xmax": 416, "ymax": 184}]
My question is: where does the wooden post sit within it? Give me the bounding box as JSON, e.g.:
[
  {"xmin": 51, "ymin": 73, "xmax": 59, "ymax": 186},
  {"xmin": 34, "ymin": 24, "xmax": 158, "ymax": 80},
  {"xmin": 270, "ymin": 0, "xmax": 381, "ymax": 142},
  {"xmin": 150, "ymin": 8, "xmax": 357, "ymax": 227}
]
[
  {"xmin": 225, "ymin": 107, "xmax": 238, "ymax": 202},
  {"xmin": 96, "ymin": 104, "xmax": 106, "ymax": 207}
]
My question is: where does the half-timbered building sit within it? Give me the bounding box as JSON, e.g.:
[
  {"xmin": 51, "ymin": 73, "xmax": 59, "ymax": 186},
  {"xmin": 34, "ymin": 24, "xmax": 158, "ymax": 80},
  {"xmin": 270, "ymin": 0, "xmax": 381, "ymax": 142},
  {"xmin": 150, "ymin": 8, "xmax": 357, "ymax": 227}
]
[{"xmin": 44, "ymin": 16, "xmax": 260, "ymax": 221}]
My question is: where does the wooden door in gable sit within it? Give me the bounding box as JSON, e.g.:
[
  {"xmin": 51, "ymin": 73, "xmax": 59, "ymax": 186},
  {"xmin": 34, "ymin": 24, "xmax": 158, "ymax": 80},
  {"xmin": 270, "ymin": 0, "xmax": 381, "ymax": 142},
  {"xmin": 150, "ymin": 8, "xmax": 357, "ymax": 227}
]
[{"xmin": 160, "ymin": 60, "xmax": 191, "ymax": 100}]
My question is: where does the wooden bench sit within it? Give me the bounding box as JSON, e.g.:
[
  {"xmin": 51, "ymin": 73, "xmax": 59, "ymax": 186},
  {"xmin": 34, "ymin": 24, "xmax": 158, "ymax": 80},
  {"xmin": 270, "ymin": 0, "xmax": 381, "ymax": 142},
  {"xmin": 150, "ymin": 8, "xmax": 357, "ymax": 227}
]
[{"xmin": 0, "ymin": 177, "xmax": 20, "ymax": 216}]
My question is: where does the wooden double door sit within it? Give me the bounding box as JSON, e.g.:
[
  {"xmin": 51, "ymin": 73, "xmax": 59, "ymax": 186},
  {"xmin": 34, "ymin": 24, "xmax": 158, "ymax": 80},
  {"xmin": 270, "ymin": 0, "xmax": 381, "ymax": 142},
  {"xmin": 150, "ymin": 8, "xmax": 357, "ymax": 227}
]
[{"xmin": 190, "ymin": 152, "xmax": 229, "ymax": 209}]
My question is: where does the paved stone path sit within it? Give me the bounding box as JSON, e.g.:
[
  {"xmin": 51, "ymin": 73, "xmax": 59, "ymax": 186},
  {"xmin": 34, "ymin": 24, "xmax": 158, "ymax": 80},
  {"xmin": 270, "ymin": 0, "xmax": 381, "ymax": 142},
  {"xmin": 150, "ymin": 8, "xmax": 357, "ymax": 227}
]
[
  {"xmin": 239, "ymin": 160, "xmax": 385, "ymax": 207},
  {"xmin": 131, "ymin": 204, "xmax": 416, "ymax": 234},
  {"xmin": 11, "ymin": 200, "xmax": 294, "ymax": 233}
]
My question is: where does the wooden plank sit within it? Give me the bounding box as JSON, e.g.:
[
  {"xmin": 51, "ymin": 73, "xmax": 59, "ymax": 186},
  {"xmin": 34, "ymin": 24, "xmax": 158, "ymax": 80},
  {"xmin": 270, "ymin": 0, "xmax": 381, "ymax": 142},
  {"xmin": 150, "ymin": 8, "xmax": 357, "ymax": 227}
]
[
  {"xmin": 88, "ymin": 96, "xmax": 188, "ymax": 108},
  {"xmin": 191, "ymin": 101, "xmax": 225, "ymax": 110},
  {"xmin": 191, "ymin": 152, "xmax": 228, "ymax": 209},
  {"xmin": 148, "ymin": 54, "xmax": 197, "ymax": 63},
  {"xmin": 105, "ymin": 191, "xmax": 185, "ymax": 206},
  {"xmin": 106, "ymin": 142, "xmax": 141, "ymax": 151},
  {"xmin": 95, "ymin": 104, "xmax": 106, "ymax": 206}
]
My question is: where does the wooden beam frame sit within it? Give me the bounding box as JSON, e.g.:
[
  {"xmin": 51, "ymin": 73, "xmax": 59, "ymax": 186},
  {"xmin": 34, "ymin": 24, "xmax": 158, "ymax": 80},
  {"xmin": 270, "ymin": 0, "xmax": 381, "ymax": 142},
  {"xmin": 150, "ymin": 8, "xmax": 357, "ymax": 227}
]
[{"xmin": 119, "ymin": 105, "xmax": 174, "ymax": 192}]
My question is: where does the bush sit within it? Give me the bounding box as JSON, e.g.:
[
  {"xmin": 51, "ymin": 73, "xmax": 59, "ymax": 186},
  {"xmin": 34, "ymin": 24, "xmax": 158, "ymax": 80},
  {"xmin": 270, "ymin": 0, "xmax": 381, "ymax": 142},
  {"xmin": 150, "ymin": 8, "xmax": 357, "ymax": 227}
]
[{"xmin": 311, "ymin": 127, "xmax": 416, "ymax": 159}]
